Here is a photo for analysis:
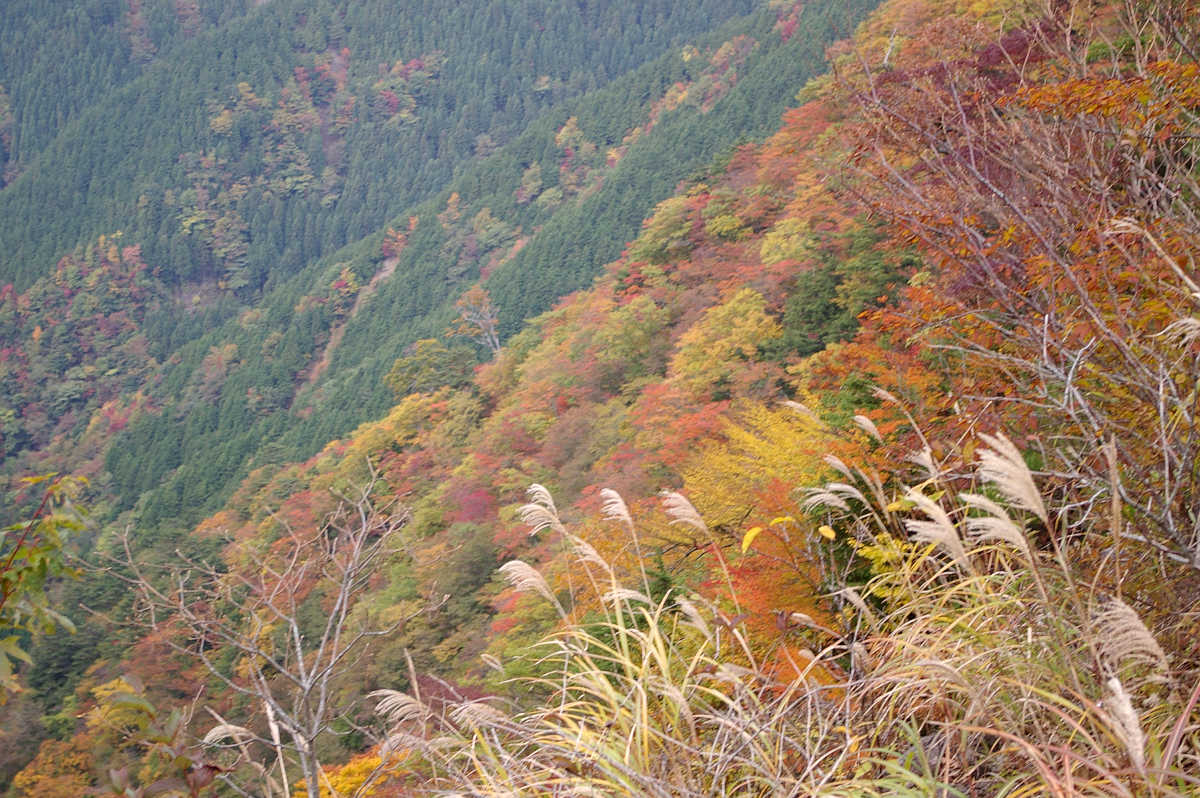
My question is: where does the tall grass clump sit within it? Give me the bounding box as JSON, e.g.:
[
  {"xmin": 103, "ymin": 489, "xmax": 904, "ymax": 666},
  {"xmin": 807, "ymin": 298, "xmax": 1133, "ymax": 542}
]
[
  {"xmin": 377, "ymin": 437, "xmax": 1199, "ymax": 795},
  {"xmin": 372, "ymin": 487, "xmax": 859, "ymax": 796}
]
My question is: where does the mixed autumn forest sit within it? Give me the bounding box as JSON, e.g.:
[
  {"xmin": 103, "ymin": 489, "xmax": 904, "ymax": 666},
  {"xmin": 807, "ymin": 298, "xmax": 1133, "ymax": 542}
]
[{"xmin": 3, "ymin": 0, "xmax": 1200, "ymax": 795}]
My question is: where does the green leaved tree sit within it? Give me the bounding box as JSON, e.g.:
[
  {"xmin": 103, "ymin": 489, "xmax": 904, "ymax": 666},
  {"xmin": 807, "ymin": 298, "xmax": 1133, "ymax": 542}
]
[{"xmin": 0, "ymin": 475, "xmax": 86, "ymax": 701}]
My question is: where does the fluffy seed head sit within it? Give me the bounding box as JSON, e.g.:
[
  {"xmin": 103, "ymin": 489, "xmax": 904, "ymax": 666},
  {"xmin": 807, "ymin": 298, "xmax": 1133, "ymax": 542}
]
[
  {"xmin": 976, "ymin": 433, "xmax": 1048, "ymax": 525},
  {"xmin": 903, "ymin": 488, "xmax": 973, "ymax": 573},
  {"xmin": 498, "ymin": 560, "xmax": 558, "ymax": 607},
  {"xmin": 599, "ymin": 488, "xmax": 633, "ymax": 530},
  {"xmin": 661, "ymin": 491, "xmax": 708, "ymax": 533}
]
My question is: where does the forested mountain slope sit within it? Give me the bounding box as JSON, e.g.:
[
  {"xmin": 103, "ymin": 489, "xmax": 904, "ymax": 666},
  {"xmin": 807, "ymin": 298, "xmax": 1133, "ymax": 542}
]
[
  {"xmin": 0, "ymin": 0, "xmax": 760, "ymax": 288},
  {"xmin": 0, "ymin": 0, "xmax": 881, "ymax": 789},
  {"xmin": 2, "ymin": 0, "xmax": 872, "ymax": 527},
  {"xmin": 10, "ymin": 0, "xmax": 1198, "ymax": 794}
]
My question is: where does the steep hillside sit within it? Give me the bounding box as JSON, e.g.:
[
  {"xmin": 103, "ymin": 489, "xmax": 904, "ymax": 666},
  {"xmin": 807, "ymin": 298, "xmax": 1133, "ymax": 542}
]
[
  {"xmin": 0, "ymin": 0, "xmax": 761, "ymax": 289},
  {"xmin": 9, "ymin": 0, "xmax": 1199, "ymax": 794},
  {"xmin": 2, "ymin": 0, "xmax": 875, "ymax": 532},
  {"xmin": 1, "ymin": 0, "xmax": 880, "ymax": 788}
]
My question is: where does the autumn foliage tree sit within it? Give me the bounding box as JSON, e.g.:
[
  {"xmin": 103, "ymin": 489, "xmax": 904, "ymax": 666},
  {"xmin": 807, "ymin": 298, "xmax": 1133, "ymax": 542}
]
[{"xmin": 844, "ymin": 1, "xmax": 1200, "ymax": 567}]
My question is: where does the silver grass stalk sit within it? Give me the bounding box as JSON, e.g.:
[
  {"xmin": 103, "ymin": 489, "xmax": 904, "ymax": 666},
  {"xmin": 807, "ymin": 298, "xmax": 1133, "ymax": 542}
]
[
  {"xmin": 449, "ymin": 700, "xmax": 509, "ymax": 729},
  {"xmin": 788, "ymin": 611, "xmax": 815, "ymax": 627},
  {"xmin": 851, "ymin": 641, "xmax": 873, "ymax": 674},
  {"xmin": 649, "ymin": 676, "xmax": 698, "ymax": 740},
  {"xmin": 903, "ymin": 487, "xmax": 973, "ymax": 573},
  {"xmin": 907, "ymin": 446, "xmax": 939, "ymax": 481},
  {"xmin": 370, "ymin": 689, "xmax": 431, "ymax": 726},
  {"xmin": 779, "ymin": 399, "xmax": 823, "ymax": 424},
  {"xmin": 826, "ymin": 481, "xmax": 868, "ymax": 504},
  {"xmin": 382, "ymin": 730, "xmax": 428, "ymax": 756},
  {"xmin": 961, "ymin": 492, "xmax": 1033, "ymax": 561},
  {"xmin": 676, "ymin": 597, "xmax": 711, "ymax": 637},
  {"xmin": 820, "ymin": 480, "xmax": 868, "ymax": 504},
  {"xmin": 802, "ymin": 488, "xmax": 851, "ymax": 513},
  {"xmin": 710, "ymin": 662, "xmax": 758, "ymax": 685},
  {"xmin": 822, "ymin": 453, "xmax": 854, "ymax": 479},
  {"xmin": 520, "ymin": 483, "xmax": 566, "ymax": 537},
  {"xmin": 860, "ymin": 467, "xmax": 890, "ymax": 511},
  {"xmin": 840, "ymin": 586, "xmax": 880, "ymax": 630},
  {"xmin": 498, "ymin": 560, "xmax": 563, "ymax": 614},
  {"xmin": 526, "ymin": 483, "xmax": 558, "ymax": 515},
  {"xmin": 661, "ymin": 491, "xmax": 708, "ymax": 534},
  {"xmin": 872, "ymin": 386, "xmax": 901, "ymax": 405},
  {"xmin": 1157, "ymin": 316, "xmax": 1200, "ymax": 346},
  {"xmin": 203, "ymin": 723, "xmax": 255, "ymax": 745},
  {"xmin": 520, "ymin": 506, "xmax": 565, "ymax": 538},
  {"xmin": 601, "ymin": 587, "xmax": 652, "ymax": 606},
  {"xmin": 1093, "ymin": 597, "xmax": 1170, "ymax": 684},
  {"xmin": 1104, "ymin": 217, "xmax": 1200, "ymax": 298},
  {"xmin": 853, "ymin": 414, "xmax": 883, "ymax": 443},
  {"xmin": 565, "ymin": 533, "xmax": 612, "ymax": 573},
  {"xmin": 599, "ymin": 487, "xmax": 634, "ymax": 531},
  {"xmin": 976, "ymin": 433, "xmax": 1048, "ymax": 525},
  {"xmin": 1104, "ymin": 676, "xmax": 1147, "ymax": 774}
]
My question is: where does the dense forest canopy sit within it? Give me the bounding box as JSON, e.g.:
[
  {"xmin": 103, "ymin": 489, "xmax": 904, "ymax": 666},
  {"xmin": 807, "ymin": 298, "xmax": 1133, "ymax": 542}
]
[
  {"xmin": 1, "ymin": 0, "xmax": 878, "ymax": 788},
  {"xmin": 2, "ymin": 0, "xmax": 868, "ymax": 533},
  {"xmin": 3, "ymin": 0, "xmax": 1199, "ymax": 795}
]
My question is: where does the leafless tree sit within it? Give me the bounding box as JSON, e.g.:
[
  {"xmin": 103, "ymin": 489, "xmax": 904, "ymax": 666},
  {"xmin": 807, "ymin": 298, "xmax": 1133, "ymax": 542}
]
[
  {"xmin": 453, "ymin": 285, "xmax": 502, "ymax": 355},
  {"xmin": 122, "ymin": 470, "xmax": 437, "ymax": 797}
]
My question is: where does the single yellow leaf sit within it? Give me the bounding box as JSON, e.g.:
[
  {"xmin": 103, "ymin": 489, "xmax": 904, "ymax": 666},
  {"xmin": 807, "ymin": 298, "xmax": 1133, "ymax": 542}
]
[
  {"xmin": 741, "ymin": 526, "xmax": 763, "ymax": 553},
  {"xmin": 769, "ymin": 515, "xmax": 796, "ymax": 526},
  {"xmin": 818, "ymin": 525, "xmax": 836, "ymax": 541}
]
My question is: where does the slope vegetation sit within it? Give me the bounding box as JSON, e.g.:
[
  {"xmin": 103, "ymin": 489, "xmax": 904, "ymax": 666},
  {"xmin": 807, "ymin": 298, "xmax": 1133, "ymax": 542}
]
[{"xmin": 10, "ymin": 0, "xmax": 1200, "ymax": 794}]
